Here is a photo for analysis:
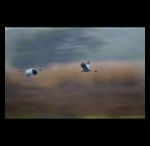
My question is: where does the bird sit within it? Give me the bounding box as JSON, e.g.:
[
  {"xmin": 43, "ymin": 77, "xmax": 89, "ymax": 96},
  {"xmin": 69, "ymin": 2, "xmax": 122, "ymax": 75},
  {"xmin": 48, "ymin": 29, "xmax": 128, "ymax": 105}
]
[
  {"xmin": 19, "ymin": 68, "xmax": 42, "ymax": 77},
  {"xmin": 74, "ymin": 61, "xmax": 98, "ymax": 73}
]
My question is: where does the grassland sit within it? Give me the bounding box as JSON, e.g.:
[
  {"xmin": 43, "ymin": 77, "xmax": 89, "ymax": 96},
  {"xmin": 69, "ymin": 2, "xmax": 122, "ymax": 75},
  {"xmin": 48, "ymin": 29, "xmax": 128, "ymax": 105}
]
[{"xmin": 5, "ymin": 61, "xmax": 145, "ymax": 118}]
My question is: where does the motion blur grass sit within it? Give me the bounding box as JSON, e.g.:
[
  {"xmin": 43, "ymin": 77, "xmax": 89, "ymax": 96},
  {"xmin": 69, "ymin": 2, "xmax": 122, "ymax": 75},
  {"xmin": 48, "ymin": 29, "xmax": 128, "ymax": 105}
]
[{"xmin": 5, "ymin": 61, "xmax": 145, "ymax": 118}]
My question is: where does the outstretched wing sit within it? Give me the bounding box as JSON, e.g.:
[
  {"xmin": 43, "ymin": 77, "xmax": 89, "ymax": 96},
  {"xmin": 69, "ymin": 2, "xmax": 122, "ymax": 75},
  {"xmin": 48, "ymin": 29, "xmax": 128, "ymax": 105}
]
[
  {"xmin": 32, "ymin": 69, "xmax": 38, "ymax": 75},
  {"xmin": 81, "ymin": 62, "xmax": 89, "ymax": 71},
  {"xmin": 85, "ymin": 61, "xmax": 90, "ymax": 69}
]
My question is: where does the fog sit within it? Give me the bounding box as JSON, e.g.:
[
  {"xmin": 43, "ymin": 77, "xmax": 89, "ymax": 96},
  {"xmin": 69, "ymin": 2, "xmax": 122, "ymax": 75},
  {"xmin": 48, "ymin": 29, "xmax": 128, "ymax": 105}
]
[
  {"xmin": 5, "ymin": 27, "xmax": 145, "ymax": 118},
  {"xmin": 5, "ymin": 27, "xmax": 145, "ymax": 68}
]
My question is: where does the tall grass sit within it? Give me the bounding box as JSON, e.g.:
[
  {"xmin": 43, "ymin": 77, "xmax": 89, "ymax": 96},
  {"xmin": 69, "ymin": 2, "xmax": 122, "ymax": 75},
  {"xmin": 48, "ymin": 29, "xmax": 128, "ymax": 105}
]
[
  {"xmin": 5, "ymin": 61, "xmax": 145, "ymax": 118},
  {"xmin": 5, "ymin": 61, "xmax": 144, "ymax": 88}
]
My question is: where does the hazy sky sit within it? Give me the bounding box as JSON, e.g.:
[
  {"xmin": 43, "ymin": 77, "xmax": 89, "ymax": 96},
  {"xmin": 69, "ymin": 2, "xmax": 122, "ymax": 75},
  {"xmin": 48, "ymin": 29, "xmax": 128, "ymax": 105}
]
[{"xmin": 5, "ymin": 27, "xmax": 145, "ymax": 67}]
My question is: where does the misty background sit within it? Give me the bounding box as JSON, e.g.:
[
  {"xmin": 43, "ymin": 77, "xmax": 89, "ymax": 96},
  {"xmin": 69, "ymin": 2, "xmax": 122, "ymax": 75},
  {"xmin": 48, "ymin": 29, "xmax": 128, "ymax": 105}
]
[
  {"xmin": 5, "ymin": 28, "xmax": 145, "ymax": 69},
  {"xmin": 5, "ymin": 28, "xmax": 145, "ymax": 118}
]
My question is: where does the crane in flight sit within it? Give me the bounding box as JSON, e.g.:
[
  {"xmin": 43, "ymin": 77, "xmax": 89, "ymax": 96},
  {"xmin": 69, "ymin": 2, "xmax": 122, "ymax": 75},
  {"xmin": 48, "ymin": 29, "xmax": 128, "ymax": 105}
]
[
  {"xmin": 19, "ymin": 68, "xmax": 42, "ymax": 77},
  {"xmin": 74, "ymin": 61, "xmax": 98, "ymax": 73}
]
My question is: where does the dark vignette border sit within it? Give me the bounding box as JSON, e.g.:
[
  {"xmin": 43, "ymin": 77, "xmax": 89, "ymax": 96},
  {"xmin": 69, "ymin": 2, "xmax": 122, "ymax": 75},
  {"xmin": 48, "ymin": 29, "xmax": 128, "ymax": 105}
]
[{"xmin": 1, "ymin": 23, "xmax": 149, "ymax": 129}]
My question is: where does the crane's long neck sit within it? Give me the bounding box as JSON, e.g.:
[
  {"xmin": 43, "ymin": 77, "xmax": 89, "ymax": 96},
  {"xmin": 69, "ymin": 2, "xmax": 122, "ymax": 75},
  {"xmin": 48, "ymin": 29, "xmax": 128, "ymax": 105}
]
[
  {"xmin": 90, "ymin": 70, "xmax": 97, "ymax": 72},
  {"xmin": 19, "ymin": 70, "xmax": 25, "ymax": 72}
]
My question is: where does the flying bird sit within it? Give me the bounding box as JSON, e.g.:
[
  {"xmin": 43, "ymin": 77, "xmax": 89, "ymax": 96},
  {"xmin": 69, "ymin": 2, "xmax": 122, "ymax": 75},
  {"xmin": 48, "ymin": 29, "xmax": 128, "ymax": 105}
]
[
  {"xmin": 19, "ymin": 68, "xmax": 42, "ymax": 77},
  {"xmin": 74, "ymin": 61, "xmax": 98, "ymax": 73}
]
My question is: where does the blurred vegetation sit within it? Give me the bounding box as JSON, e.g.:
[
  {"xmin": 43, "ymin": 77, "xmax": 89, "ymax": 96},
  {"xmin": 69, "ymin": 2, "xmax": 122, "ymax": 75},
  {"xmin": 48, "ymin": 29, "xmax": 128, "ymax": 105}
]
[
  {"xmin": 5, "ymin": 61, "xmax": 145, "ymax": 118},
  {"xmin": 5, "ymin": 28, "xmax": 145, "ymax": 118}
]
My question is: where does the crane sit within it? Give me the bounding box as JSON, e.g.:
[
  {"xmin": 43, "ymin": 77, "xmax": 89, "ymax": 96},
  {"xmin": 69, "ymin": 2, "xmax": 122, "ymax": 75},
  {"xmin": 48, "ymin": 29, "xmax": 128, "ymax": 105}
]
[
  {"xmin": 74, "ymin": 61, "xmax": 98, "ymax": 73},
  {"xmin": 19, "ymin": 68, "xmax": 42, "ymax": 77}
]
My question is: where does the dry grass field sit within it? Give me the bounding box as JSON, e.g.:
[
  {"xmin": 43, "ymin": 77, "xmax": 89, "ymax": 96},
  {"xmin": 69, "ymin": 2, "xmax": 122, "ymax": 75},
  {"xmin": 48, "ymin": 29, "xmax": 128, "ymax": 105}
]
[{"xmin": 5, "ymin": 61, "xmax": 145, "ymax": 118}]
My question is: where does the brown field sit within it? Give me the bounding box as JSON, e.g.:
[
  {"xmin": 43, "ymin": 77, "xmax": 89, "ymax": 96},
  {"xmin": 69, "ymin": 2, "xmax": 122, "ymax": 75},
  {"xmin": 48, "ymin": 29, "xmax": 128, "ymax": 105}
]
[{"xmin": 5, "ymin": 61, "xmax": 145, "ymax": 118}]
